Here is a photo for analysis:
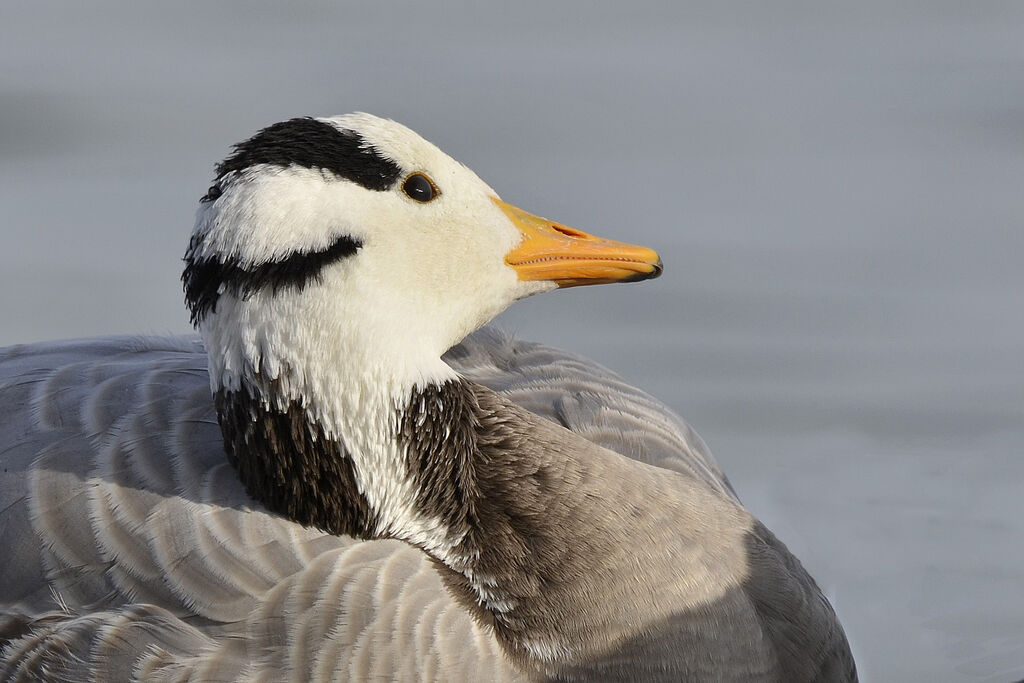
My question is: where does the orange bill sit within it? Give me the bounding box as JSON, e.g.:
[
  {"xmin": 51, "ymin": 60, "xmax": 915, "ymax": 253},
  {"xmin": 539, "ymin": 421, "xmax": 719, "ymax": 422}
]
[{"xmin": 494, "ymin": 197, "xmax": 662, "ymax": 287}]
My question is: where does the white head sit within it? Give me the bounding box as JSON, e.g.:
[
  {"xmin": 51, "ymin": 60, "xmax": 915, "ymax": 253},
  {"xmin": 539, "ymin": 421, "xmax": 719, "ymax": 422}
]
[{"xmin": 184, "ymin": 113, "xmax": 660, "ymax": 420}]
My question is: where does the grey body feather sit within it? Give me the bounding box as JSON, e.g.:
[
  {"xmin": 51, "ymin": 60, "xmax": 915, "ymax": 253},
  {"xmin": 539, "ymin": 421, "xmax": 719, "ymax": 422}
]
[{"xmin": 0, "ymin": 329, "xmax": 854, "ymax": 681}]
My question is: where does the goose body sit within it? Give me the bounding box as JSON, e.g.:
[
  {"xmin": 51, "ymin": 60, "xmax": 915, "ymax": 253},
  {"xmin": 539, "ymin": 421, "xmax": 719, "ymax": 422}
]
[{"xmin": 0, "ymin": 114, "xmax": 855, "ymax": 681}]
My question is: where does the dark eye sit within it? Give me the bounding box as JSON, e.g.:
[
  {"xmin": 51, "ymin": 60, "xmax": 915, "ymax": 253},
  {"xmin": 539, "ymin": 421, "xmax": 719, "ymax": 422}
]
[{"xmin": 402, "ymin": 173, "xmax": 438, "ymax": 203}]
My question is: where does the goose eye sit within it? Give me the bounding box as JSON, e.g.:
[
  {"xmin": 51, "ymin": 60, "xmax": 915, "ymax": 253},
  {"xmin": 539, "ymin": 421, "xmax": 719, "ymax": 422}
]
[{"xmin": 402, "ymin": 173, "xmax": 438, "ymax": 203}]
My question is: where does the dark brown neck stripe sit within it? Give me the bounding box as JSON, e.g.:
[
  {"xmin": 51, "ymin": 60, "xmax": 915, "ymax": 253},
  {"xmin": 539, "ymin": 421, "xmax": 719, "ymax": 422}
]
[
  {"xmin": 214, "ymin": 384, "xmax": 377, "ymax": 539},
  {"xmin": 398, "ymin": 380, "xmax": 483, "ymax": 545}
]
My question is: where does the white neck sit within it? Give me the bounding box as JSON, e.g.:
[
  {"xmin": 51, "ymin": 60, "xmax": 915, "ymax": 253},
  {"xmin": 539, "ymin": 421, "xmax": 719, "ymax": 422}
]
[{"xmin": 202, "ymin": 286, "xmax": 470, "ymax": 560}]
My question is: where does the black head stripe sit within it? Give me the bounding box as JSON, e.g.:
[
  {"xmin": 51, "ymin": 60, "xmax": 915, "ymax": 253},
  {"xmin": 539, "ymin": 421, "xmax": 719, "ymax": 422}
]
[
  {"xmin": 185, "ymin": 117, "xmax": 393, "ymax": 323},
  {"xmin": 182, "ymin": 234, "xmax": 361, "ymax": 325},
  {"xmin": 204, "ymin": 117, "xmax": 402, "ymax": 200}
]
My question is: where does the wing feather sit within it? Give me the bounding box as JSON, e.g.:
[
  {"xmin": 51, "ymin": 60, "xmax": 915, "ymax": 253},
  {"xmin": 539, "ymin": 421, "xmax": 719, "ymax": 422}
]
[{"xmin": 1, "ymin": 329, "xmax": 721, "ymax": 680}]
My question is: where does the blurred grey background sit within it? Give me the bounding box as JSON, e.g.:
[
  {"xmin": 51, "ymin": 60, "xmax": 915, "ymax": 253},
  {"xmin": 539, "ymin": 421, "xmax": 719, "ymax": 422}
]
[{"xmin": 2, "ymin": 2, "xmax": 1022, "ymax": 680}]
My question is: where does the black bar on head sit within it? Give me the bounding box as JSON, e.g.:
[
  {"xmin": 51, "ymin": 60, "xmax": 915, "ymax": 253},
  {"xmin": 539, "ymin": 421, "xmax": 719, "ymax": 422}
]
[
  {"xmin": 209, "ymin": 117, "xmax": 403, "ymax": 195},
  {"xmin": 183, "ymin": 234, "xmax": 362, "ymax": 325}
]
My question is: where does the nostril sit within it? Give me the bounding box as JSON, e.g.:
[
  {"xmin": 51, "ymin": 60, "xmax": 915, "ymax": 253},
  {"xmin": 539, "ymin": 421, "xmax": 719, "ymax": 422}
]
[{"xmin": 551, "ymin": 224, "xmax": 590, "ymax": 239}]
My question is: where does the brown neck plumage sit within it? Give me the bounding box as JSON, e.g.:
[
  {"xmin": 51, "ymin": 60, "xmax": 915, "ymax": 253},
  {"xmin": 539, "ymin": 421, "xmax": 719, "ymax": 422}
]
[{"xmin": 213, "ymin": 376, "xmax": 845, "ymax": 681}]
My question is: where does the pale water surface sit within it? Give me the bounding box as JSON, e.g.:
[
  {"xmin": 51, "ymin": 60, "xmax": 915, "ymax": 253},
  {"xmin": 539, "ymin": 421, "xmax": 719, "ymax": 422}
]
[{"xmin": 2, "ymin": 3, "xmax": 1023, "ymax": 681}]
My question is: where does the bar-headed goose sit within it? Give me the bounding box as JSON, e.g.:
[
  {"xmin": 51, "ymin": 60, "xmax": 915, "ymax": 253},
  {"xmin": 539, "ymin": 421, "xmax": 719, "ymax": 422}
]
[{"xmin": 0, "ymin": 114, "xmax": 856, "ymax": 681}]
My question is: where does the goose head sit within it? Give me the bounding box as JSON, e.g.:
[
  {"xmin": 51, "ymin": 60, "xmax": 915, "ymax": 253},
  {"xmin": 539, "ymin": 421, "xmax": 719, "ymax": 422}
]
[{"xmin": 184, "ymin": 113, "xmax": 660, "ymax": 403}]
